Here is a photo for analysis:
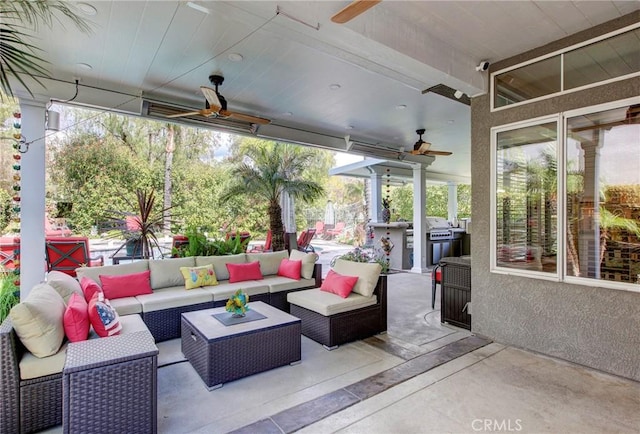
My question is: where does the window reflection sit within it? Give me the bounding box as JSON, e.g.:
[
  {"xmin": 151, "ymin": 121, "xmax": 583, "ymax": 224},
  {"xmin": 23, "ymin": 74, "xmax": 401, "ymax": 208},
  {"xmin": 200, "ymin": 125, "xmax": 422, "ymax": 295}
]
[
  {"xmin": 496, "ymin": 122, "xmax": 558, "ymax": 272},
  {"xmin": 495, "ymin": 56, "xmax": 561, "ymax": 108},
  {"xmin": 566, "ymin": 104, "xmax": 640, "ymax": 283}
]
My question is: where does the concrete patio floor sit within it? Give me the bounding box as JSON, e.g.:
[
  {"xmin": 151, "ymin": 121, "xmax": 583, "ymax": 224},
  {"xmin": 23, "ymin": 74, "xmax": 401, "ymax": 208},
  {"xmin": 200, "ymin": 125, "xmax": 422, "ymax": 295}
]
[{"xmin": 42, "ymin": 241, "xmax": 640, "ymax": 433}]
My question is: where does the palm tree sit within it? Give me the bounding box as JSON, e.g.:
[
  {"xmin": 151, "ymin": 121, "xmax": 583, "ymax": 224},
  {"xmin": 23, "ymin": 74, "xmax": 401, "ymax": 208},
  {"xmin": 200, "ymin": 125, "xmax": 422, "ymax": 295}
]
[
  {"xmin": 220, "ymin": 141, "xmax": 324, "ymax": 251},
  {"xmin": 1, "ymin": 0, "xmax": 91, "ymax": 98}
]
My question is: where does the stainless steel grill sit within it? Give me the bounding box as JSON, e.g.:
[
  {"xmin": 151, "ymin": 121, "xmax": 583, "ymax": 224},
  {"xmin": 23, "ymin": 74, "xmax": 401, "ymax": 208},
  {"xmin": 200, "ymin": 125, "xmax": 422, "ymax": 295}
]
[{"xmin": 429, "ymin": 229, "xmax": 453, "ymax": 240}]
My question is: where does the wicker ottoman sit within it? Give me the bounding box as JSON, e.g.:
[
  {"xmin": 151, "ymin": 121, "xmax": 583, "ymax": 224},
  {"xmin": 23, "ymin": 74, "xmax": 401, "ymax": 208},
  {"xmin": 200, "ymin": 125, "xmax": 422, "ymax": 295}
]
[
  {"xmin": 181, "ymin": 302, "xmax": 301, "ymax": 390},
  {"xmin": 62, "ymin": 330, "xmax": 159, "ymax": 434}
]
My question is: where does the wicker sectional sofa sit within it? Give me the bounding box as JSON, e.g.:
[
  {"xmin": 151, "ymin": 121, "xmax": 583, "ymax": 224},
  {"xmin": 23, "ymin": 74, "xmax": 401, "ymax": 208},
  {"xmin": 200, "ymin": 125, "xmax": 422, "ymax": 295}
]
[
  {"xmin": 288, "ymin": 259, "xmax": 387, "ymax": 349},
  {"xmin": 75, "ymin": 250, "xmax": 322, "ymax": 342},
  {"xmin": 1, "ymin": 250, "xmax": 320, "ymax": 433}
]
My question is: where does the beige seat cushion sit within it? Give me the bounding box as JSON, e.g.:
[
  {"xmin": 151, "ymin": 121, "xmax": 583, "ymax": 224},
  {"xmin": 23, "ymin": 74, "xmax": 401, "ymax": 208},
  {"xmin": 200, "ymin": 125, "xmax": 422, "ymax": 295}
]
[
  {"xmin": 202, "ymin": 281, "xmax": 270, "ymax": 302},
  {"xmin": 136, "ymin": 286, "xmax": 212, "ymax": 312},
  {"xmin": 19, "ymin": 313, "xmax": 150, "ymax": 380},
  {"xmin": 196, "ymin": 254, "xmax": 246, "ymax": 281},
  {"xmin": 46, "ymin": 271, "xmax": 83, "ymax": 304},
  {"xmin": 287, "ymin": 288, "xmax": 377, "ymax": 316},
  {"xmin": 148, "ymin": 257, "xmax": 195, "ymax": 290},
  {"xmin": 10, "ymin": 283, "xmax": 66, "ymax": 358},
  {"xmin": 332, "ymin": 259, "xmax": 381, "ymax": 297},
  {"xmin": 19, "ymin": 342, "xmax": 68, "ymax": 380},
  {"xmin": 110, "ymin": 297, "xmax": 142, "ymax": 316},
  {"xmin": 289, "ymin": 250, "xmax": 318, "ymax": 279},
  {"xmin": 76, "ymin": 260, "xmax": 150, "ymax": 287},
  {"xmin": 246, "ymin": 250, "xmax": 288, "ymax": 276},
  {"xmin": 263, "ymin": 276, "xmax": 316, "ymax": 293}
]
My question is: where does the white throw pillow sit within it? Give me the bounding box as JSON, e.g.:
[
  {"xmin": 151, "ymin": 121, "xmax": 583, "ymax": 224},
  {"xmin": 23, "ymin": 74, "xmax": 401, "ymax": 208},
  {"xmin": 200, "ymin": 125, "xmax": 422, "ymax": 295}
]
[
  {"xmin": 289, "ymin": 250, "xmax": 318, "ymax": 279},
  {"xmin": 332, "ymin": 259, "xmax": 381, "ymax": 297},
  {"xmin": 148, "ymin": 257, "xmax": 195, "ymax": 289},
  {"xmin": 46, "ymin": 270, "xmax": 83, "ymax": 304},
  {"xmin": 247, "ymin": 250, "xmax": 288, "ymax": 276},
  {"xmin": 9, "ymin": 283, "xmax": 66, "ymax": 358}
]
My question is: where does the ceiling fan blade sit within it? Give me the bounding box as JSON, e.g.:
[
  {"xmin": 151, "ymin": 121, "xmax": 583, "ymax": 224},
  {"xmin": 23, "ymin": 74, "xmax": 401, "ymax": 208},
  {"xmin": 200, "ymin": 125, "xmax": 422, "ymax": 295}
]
[
  {"xmin": 165, "ymin": 109, "xmax": 213, "ymax": 118},
  {"xmin": 200, "ymin": 86, "xmax": 222, "ymax": 112},
  {"xmin": 220, "ymin": 109, "xmax": 271, "ymax": 125},
  {"xmin": 409, "ymin": 150, "xmax": 453, "ymax": 156},
  {"xmin": 331, "ymin": 0, "xmax": 381, "ymax": 24}
]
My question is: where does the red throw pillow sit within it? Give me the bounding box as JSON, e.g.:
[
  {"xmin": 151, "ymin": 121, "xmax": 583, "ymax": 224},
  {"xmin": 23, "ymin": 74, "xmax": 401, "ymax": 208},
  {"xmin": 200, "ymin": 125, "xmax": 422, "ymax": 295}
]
[
  {"xmin": 88, "ymin": 292, "xmax": 122, "ymax": 338},
  {"xmin": 226, "ymin": 261, "xmax": 263, "ymax": 283},
  {"xmin": 277, "ymin": 259, "xmax": 302, "ymax": 280},
  {"xmin": 80, "ymin": 276, "xmax": 102, "ymax": 303},
  {"xmin": 99, "ymin": 270, "xmax": 153, "ymax": 299},
  {"xmin": 63, "ymin": 292, "xmax": 90, "ymax": 342},
  {"xmin": 321, "ymin": 269, "xmax": 359, "ymax": 298}
]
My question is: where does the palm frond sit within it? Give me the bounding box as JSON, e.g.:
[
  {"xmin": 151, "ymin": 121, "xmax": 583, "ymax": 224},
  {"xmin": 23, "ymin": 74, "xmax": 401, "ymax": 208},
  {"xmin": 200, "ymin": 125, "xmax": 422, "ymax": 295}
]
[{"xmin": 0, "ymin": 0, "xmax": 92, "ymax": 98}]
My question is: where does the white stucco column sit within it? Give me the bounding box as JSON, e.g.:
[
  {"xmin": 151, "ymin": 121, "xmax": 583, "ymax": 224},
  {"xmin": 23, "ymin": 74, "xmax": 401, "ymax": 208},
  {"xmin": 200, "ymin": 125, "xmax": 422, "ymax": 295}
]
[
  {"xmin": 369, "ymin": 173, "xmax": 382, "ymax": 223},
  {"xmin": 17, "ymin": 98, "xmax": 48, "ymax": 299},
  {"xmin": 411, "ymin": 164, "xmax": 428, "ymax": 273},
  {"xmin": 447, "ymin": 181, "xmax": 458, "ymax": 224}
]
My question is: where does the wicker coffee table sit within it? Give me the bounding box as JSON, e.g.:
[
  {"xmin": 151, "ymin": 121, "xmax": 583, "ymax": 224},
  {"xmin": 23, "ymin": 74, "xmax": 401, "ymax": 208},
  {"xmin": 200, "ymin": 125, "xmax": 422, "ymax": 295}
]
[{"xmin": 181, "ymin": 301, "xmax": 301, "ymax": 390}]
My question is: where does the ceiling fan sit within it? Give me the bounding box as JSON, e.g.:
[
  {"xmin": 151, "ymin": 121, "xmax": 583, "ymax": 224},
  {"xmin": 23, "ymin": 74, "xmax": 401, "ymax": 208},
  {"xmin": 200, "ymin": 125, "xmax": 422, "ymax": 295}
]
[
  {"xmin": 166, "ymin": 75, "xmax": 270, "ymax": 125},
  {"xmin": 331, "ymin": 0, "xmax": 381, "ymax": 24},
  {"xmin": 408, "ymin": 129, "xmax": 452, "ymax": 156}
]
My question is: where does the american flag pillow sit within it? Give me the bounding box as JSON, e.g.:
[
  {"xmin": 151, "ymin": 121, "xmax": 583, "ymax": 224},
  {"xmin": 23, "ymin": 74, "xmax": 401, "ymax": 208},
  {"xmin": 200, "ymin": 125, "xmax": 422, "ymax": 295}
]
[{"xmin": 88, "ymin": 291, "xmax": 122, "ymax": 338}]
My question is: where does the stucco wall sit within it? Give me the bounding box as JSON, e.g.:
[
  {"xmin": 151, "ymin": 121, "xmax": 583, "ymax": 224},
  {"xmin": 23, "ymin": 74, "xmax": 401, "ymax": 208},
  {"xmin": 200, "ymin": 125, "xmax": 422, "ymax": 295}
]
[{"xmin": 470, "ymin": 12, "xmax": 640, "ymax": 381}]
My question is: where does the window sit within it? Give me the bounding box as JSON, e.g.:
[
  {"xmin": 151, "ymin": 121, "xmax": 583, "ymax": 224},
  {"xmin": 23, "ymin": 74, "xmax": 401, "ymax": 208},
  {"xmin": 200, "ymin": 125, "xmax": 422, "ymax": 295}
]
[
  {"xmin": 566, "ymin": 103, "xmax": 640, "ymax": 284},
  {"xmin": 492, "ymin": 26, "xmax": 640, "ymax": 110},
  {"xmin": 494, "ymin": 121, "xmax": 558, "ymax": 274},
  {"xmin": 492, "ymin": 98, "xmax": 640, "ymax": 291}
]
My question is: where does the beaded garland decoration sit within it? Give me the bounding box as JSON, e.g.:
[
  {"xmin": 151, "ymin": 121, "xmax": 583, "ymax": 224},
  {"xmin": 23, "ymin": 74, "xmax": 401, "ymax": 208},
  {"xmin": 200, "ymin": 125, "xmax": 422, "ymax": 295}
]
[{"xmin": 11, "ymin": 112, "xmax": 21, "ymax": 287}]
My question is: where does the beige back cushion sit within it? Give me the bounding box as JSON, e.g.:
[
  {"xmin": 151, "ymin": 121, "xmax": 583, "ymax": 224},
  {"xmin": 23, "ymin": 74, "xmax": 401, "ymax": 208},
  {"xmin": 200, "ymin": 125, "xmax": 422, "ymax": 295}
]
[
  {"xmin": 289, "ymin": 250, "xmax": 319, "ymax": 279},
  {"xmin": 9, "ymin": 283, "xmax": 66, "ymax": 358},
  {"xmin": 46, "ymin": 270, "xmax": 83, "ymax": 304},
  {"xmin": 196, "ymin": 254, "xmax": 246, "ymax": 281},
  {"xmin": 332, "ymin": 259, "xmax": 381, "ymax": 297},
  {"xmin": 148, "ymin": 257, "xmax": 195, "ymax": 289},
  {"xmin": 76, "ymin": 260, "xmax": 150, "ymax": 287},
  {"xmin": 246, "ymin": 250, "xmax": 288, "ymax": 276}
]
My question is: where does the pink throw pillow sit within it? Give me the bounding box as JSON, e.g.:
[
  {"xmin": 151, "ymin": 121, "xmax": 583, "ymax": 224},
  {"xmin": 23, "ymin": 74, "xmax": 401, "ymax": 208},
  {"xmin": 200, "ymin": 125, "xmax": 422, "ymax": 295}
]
[
  {"xmin": 88, "ymin": 292, "xmax": 122, "ymax": 338},
  {"xmin": 277, "ymin": 259, "xmax": 302, "ymax": 280},
  {"xmin": 99, "ymin": 270, "xmax": 153, "ymax": 299},
  {"xmin": 226, "ymin": 261, "xmax": 263, "ymax": 283},
  {"xmin": 80, "ymin": 276, "xmax": 102, "ymax": 303},
  {"xmin": 63, "ymin": 293, "xmax": 90, "ymax": 342},
  {"xmin": 320, "ymin": 269, "xmax": 359, "ymax": 298}
]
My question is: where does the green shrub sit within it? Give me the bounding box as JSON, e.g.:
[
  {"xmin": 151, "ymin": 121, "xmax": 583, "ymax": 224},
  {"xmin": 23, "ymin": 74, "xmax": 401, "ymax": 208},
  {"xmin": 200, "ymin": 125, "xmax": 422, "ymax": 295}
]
[{"xmin": 0, "ymin": 274, "xmax": 19, "ymax": 322}]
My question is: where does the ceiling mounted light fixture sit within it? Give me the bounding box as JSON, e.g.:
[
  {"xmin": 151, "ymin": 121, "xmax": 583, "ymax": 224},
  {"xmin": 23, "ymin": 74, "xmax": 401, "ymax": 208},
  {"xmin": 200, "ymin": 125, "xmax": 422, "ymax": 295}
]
[
  {"xmin": 329, "ymin": 84, "xmax": 341, "ymax": 90},
  {"xmin": 186, "ymin": 1, "xmax": 210, "ymax": 14},
  {"xmin": 76, "ymin": 2, "xmax": 97, "ymax": 16},
  {"xmin": 227, "ymin": 53, "xmax": 243, "ymax": 62},
  {"xmin": 395, "ymin": 104, "xmax": 407, "ymax": 110}
]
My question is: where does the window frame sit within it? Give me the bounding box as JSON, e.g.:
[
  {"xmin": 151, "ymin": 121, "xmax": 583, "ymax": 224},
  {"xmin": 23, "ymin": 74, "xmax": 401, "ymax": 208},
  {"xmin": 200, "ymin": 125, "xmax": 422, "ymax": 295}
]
[
  {"xmin": 490, "ymin": 114, "xmax": 561, "ymax": 281},
  {"xmin": 490, "ymin": 22, "xmax": 640, "ymax": 112},
  {"xmin": 491, "ymin": 96, "xmax": 640, "ymax": 293}
]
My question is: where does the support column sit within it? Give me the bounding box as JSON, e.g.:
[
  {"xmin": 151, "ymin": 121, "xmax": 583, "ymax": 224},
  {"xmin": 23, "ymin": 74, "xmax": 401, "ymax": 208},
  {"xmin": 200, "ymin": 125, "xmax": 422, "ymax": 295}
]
[
  {"xmin": 369, "ymin": 173, "xmax": 383, "ymax": 223},
  {"xmin": 18, "ymin": 98, "xmax": 47, "ymax": 299},
  {"xmin": 447, "ymin": 181, "xmax": 458, "ymax": 224},
  {"xmin": 411, "ymin": 164, "xmax": 428, "ymax": 274},
  {"xmin": 579, "ymin": 135, "xmax": 602, "ymax": 278}
]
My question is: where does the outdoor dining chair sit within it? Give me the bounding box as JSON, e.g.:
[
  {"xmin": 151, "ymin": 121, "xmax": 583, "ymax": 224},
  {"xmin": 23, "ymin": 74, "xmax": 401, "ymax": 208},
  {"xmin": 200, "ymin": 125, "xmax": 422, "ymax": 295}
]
[{"xmin": 45, "ymin": 236, "xmax": 104, "ymax": 277}]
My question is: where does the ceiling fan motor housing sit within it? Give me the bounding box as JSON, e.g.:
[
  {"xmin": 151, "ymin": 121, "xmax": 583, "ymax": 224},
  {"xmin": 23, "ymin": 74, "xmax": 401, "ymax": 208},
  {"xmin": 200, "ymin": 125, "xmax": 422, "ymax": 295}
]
[{"xmin": 209, "ymin": 74, "xmax": 228, "ymax": 110}]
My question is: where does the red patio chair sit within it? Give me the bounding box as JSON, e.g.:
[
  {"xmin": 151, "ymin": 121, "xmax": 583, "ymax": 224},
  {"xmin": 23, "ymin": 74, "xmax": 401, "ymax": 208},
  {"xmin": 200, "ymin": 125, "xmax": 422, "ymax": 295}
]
[
  {"xmin": 314, "ymin": 221, "xmax": 325, "ymax": 238},
  {"xmin": 172, "ymin": 235, "xmax": 189, "ymax": 257},
  {"xmin": 0, "ymin": 236, "xmax": 20, "ymax": 271},
  {"xmin": 297, "ymin": 228, "xmax": 316, "ymax": 253},
  {"xmin": 325, "ymin": 221, "xmax": 345, "ymax": 239},
  {"xmin": 248, "ymin": 230, "xmax": 272, "ymax": 253},
  {"xmin": 45, "ymin": 236, "xmax": 104, "ymax": 277}
]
